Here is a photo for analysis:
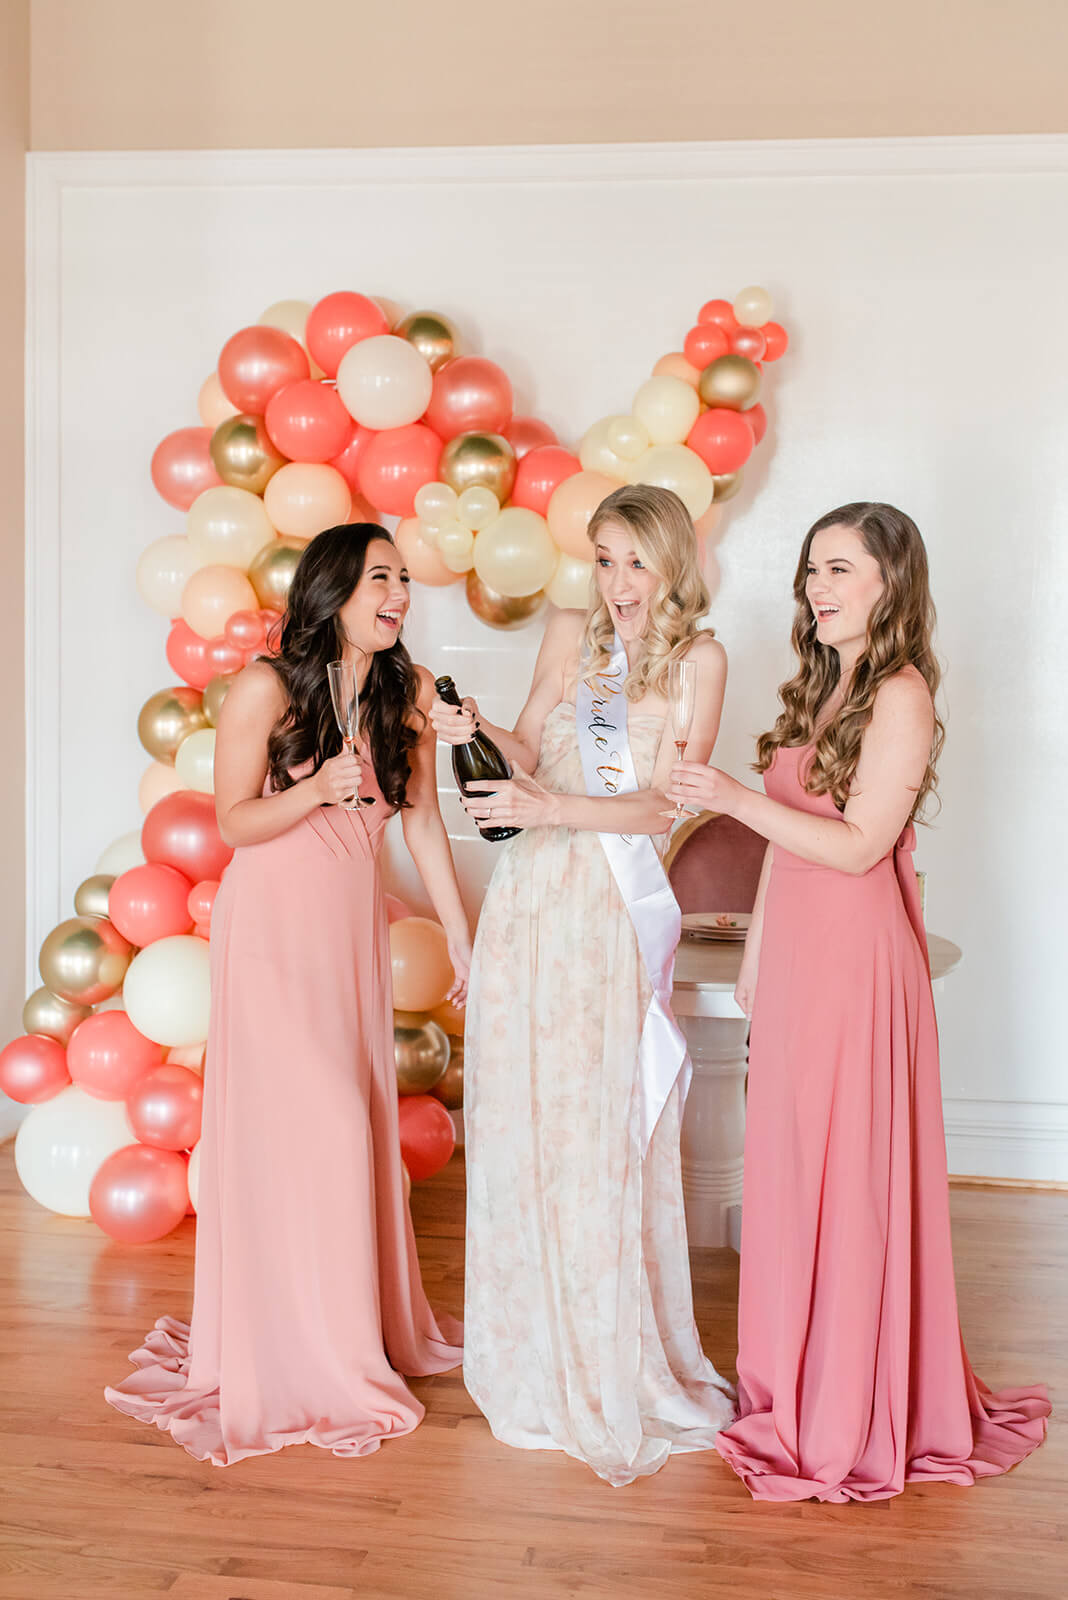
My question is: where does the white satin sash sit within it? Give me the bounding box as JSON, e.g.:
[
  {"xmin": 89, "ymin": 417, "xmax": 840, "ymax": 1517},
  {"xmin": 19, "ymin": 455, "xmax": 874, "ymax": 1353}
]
[{"xmin": 575, "ymin": 634, "xmax": 690, "ymax": 1154}]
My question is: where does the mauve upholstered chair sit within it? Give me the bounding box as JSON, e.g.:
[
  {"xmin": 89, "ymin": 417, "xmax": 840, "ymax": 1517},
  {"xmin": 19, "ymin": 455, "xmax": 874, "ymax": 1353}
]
[{"xmin": 665, "ymin": 811, "xmax": 767, "ymax": 915}]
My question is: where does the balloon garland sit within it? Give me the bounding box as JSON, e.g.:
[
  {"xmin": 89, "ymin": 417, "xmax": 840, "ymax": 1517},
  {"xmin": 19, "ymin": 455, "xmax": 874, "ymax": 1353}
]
[{"xmin": 1, "ymin": 286, "xmax": 790, "ymax": 1241}]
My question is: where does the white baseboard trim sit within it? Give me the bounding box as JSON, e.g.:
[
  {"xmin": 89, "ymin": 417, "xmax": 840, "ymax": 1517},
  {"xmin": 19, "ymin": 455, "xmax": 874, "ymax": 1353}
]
[{"xmin": 944, "ymin": 1098, "xmax": 1068, "ymax": 1184}]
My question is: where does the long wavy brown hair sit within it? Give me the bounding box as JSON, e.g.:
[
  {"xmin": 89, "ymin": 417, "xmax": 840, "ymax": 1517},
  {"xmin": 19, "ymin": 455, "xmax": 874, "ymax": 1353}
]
[{"xmin": 755, "ymin": 502, "xmax": 944, "ymax": 818}]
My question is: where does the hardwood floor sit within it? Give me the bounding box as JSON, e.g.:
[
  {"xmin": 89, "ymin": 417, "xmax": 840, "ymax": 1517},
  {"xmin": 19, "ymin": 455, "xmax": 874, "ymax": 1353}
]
[{"xmin": 0, "ymin": 1147, "xmax": 1062, "ymax": 1600}]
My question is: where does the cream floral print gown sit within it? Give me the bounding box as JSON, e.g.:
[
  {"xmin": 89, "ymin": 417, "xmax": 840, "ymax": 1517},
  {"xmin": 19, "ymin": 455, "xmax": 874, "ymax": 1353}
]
[{"xmin": 463, "ymin": 701, "xmax": 735, "ymax": 1486}]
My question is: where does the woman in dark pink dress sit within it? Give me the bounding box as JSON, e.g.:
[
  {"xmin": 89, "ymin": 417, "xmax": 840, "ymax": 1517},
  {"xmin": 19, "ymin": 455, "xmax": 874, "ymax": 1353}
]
[{"xmin": 668, "ymin": 502, "xmax": 1049, "ymax": 1502}]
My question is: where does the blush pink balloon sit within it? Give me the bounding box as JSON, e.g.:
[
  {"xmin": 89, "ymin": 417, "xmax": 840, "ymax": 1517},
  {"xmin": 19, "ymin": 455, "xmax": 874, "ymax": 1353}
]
[
  {"xmin": 511, "ymin": 445, "xmax": 582, "ymax": 516},
  {"xmin": 109, "ymin": 863, "xmax": 195, "ymax": 947},
  {"xmin": 306, "ymin": 292, "xmax": 390, "ymax": 379},
  {"xmin": 67, "ymin": 1011, "xmax": 162, "ymax": 1100},
  {"xmin": 206, "ymin": 636, "xmax": 245, "ymax": 676},
  {"xmin": 151, "ymin": 428, "xmax": 223, "ymax": 512},
  {"xmin": 329, "ymin": 422, "xmax": 377, "ymax": 493},
  {"xmin": 425, "ymin": 357, "xmax": 513, "ymax": 440},
  {"xmin": 218, "ymin": 326, "xmax": 310, "ymax": 414},
  {"xmin": 142, "ymin": 791, "xmax": 234, "ymax": 883},
  {"xmin": 89, "ymin": 1143, "xmax": 190, "ymax": 1243},
  {"xmin": 356, "ymin": 424, "xmax": 443, "ymax": 517},
  {"xmin": 385, "ymin": 893, "xmax": 413, "ymax": 924},
  {"xmin": 264, "ymin": 378, "xmax": 353, "ymax": 461},
  {"xmin": 0, "ymin": 1034, "xmax": 70, "ymax": 1104},
  {"xmin": 187, "ymin": 879, "xmax": 219, "ymax": 929},
  {"xmin": 731, "ymin": 326, "xmax": 767, "ymax": 362},
  {"xmin": 165, "ymin": 619, "xmax": 214, "ymax": 691},
  {"xmin": 126, "ymin": 1063, "xmax": 204, "ymax": 1150},
  {"xmin": 504, "ymin": 415, "xmax": 558, "ymax": 459}
]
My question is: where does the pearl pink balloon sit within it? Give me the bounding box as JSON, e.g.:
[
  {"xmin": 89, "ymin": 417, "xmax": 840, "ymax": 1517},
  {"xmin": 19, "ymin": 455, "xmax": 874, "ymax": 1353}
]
[
  {"xmin": 306, "ymin": 291, "xmax": 390, "ymax": 379},
  {"xmin": 425, "ymin": 357, "xmax": 512, "ymax": 440},
  {"xmin": 181, "ymin": 564, "xmax": 259, "ymax": 640},
  {"xmin": 546, "ymin": 470, "xmax": 623, "ymax": 560},
  {"xmin": 205, "ymin": 636, "xmax": 245, "ymax": 677},
  {"xmin": 394, "ymin": 518, "xmax": 462, "ymax": 588},
  {"xmin": 504, "ymin": 415, "xmax": 558, "ymax": 458},
  {"xmin": 264, "ymin": 378, "xmax": 353, "ymax": 462},
  {"xmin": 224, "ymin": 610, "xmax": 267, "ymax": 649},
  {"xmin": 89, "ymin": 1143, "xmax": 190, "ymax": 1243},
  {"xmin": 511, "ymin": 446, "xmax": 582, "ymax": 516},
  {"xmin": 67, "ymin": 1011, "xmax": 162, "ymax": 1101},
  {"xmin": 126, "ymin": 1063, "xmax": 204, "ymax": 1151},
  {"xmin": 217, "ymin": 325, "xmax": 309, "ymax": 414},
  {"xmin": 187, "ymin": 879, "xmax": 219, "ymax": 930},
  {"xmin": 0, "ymin": 1034, "xmax": 70, "ymax": 1104},
  {"xmin": 142, "ymin": 791, "xmax": 233, "ymax": 883},
  {"xmin": 357, "ymin": 424, "xmax": 443, "ymax": 518},
  {"xmin": 397, "ymin": 1094, "xmax": 455, "ymax": 1182},
  {"xmin": 138, "ymin": 762, "xmax": 184, "ymax": 815},
  {"xmin": 731, "ymin": 326, "xmax": 767, "ymax": 362},
  {"xmin": 109, "ymin": 863, "xmax": 194, "ymax": 947},
  {"xmin": 150, "ymin": 428, "xmax": 223, "ymax": 512},
  {"xmin": 263, "ymin": 462, "xmax": 352, "ymax": 540}
]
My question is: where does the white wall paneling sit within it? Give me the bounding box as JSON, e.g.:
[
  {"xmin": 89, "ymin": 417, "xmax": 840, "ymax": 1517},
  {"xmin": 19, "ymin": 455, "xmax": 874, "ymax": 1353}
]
[{"xmin": 24, "ymin": 138, "xmax": 1068, "ymax": 1175}]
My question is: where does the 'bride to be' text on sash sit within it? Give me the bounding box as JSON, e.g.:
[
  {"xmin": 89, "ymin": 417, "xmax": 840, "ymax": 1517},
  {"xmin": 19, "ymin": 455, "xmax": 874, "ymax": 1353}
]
[{"xmin": 575, "ymin": 633, "xmax": 690, "ymax": 1154}]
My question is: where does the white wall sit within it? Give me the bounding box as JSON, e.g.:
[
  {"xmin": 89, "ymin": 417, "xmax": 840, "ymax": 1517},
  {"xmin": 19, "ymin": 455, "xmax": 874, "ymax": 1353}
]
[{"xmin": 24, "ymin": 139, "xmax": 1068, "ymax": 1178}]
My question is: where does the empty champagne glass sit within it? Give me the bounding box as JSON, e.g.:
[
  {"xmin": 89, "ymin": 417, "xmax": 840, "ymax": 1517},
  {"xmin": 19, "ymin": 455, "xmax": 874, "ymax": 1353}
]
[
  {"xmin": 327, "ymin": 659, "xmax": 362, "ymax": 811},
  {"xmin": 668, "ymin": 657, "xmax": 697, "ymax": 820}
]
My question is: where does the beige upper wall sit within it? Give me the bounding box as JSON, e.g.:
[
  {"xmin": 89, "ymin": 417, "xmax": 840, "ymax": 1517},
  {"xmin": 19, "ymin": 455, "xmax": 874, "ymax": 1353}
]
[{"xmin": 30, "ymin": 0, "xmax": 1068, "ymax": 149}]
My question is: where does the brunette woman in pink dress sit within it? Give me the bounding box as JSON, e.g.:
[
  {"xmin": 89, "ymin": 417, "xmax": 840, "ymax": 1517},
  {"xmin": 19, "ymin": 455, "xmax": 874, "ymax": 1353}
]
[
  {"xmin": 668, "ymin": 502, "xmax": 1049, "ymax": 1503},
  {"xmin": 106, "ymin": 523, "xmax": 468, "ymax": 1464}
]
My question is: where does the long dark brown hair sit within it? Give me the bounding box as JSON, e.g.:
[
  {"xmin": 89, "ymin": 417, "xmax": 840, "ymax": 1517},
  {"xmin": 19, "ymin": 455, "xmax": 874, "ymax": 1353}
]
[
  {"xmin": 755, "ymin": 502, "xmax": 944, "ymax": 818},
  {"xmin": 266, "ymin": 523, "xmax": 421, "ymax": 807}
]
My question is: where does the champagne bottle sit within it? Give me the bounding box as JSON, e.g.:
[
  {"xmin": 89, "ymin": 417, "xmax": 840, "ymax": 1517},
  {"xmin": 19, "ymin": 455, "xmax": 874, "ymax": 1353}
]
[{"xmin": 434, "ymin": 675, "xmax": 522, "ymax": 843}]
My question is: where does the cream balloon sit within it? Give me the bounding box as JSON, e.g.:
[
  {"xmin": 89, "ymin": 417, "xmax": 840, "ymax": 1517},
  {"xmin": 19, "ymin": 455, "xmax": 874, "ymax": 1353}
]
[
  {"xmin": 605, "ymin": 414, "xmax": 650, "ymax": 461},
  {"xmin": 259, "ymin": 299, "xmax": 324, "ymax": 378},
  {"xmin": 123, "ymin": 935, "xmax": 211, "ymax": 1048},
  {"xmin": 456, "ymin": 486, "xmax": 500, "ymax": 532},
  {"xmin": 413, "ymin": 481, "xmax": 458, "ymax": 530},
  {"xmin": 186, "ymin": 486, "xmax": 276, "ymax": 570},
  {"xmin": 136, "ymin": 536, "xmax": 199, "ymax": 618},
  {"xmin": 473, "ymin": 507, "xmax": 558, "ymax": 598},
  {"xmin": 95, "ymin": 993, "xmax": 127, "ymax": 1014},
  {"xmin": 579, "ymin": 416, "xmax": 647, "ymax": 479},
  {"xmin": 175, "ymin": 728, "xmax": 216, "ymax": 794},
  {"xmin": 438, "ymin": 524, "xmax": 476, "ymax": 574},
  {"xmin": 187, "ymin": 1139, "xmax": 201, "ymax": 1211},
  {"xmin": 95, "ymin": 830, "xmax": 146, "ymax": 877},
  {"xmin": 632, "ymin": 376, "xmax": 701, "ymax": 445},
  {"xmin": 263, "ymin": 462, "xmax": 352, "ymax": 541},
  {"xmin": 197, "ymin": 372, "xmax": 239, "ymax": 429},
  {"xmin": 733, "ymin": 284, "xmax": 774, "ymax": 327},
  {"xmin": 628, "ymin": 444, "xmax": 714, "ymax": 519},
  {"xmin": 138, "ymin": 761, "xmax": 184, "ymax": 815},
  {"xmin": 546, "ymin": 553, "xmax": 594, "ymax": 611},
  {"xmin": 181, "ymin": 564, "xmax": 259, "ymax": 639},
  {"xmin": 336, "ymin": 334, "xmax": 434, "ymax": 430},
  {"xmin": 14, "ymin": 1086, "xmax": 134, "ymax": 1217}
]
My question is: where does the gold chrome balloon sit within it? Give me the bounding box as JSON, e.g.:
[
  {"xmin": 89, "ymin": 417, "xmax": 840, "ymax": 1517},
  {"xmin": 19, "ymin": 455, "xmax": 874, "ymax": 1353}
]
[
  {"xmin": 137, "ymin": 687, "xmax": 209, "ymax": 765},
  {"xmin": 466, "ymin": 571, "xmax": 547, "ymax": 630},
  {"xmin": 394, "ymin": 1014, "xmax": 451, "ymax": 1095},
  {"xmin": 396, "ymin": 310, "xmax": 460, "ymax": 373},
  {"xmin": 210, "ymin": 413, "xmax": 286, "ymax": 495},
  {"xmin": 431, "ymin": 1036, "xmax": 464, "ymax": 1110},
  {"xmin": 711, "ymin": 470, "xmax": 745, "ymax": 502},
  {"xmin": 203, "ymin": 673, "xmax": 236, "ymax": 727},
  {"xmin": 439, "ymin": 432, "xmax": 517, "ymax": 502},
  {"xmin": 698, "ymin": 355, "xmax": 762, "ymax": 412},
  {"xmin": 39, "ymin": 916, "xmax": 132, "ymax": 1006},
  {"xmin": 248, "ymin": 536, "xmax": 305, "ymax": 612},
  {"xmin": 22, "ymin": 985, "xmax": 92, "ymax": 1046},
  {"xmin": 74, "ymin": 874, "xmax": 115, "ymax": 919}
]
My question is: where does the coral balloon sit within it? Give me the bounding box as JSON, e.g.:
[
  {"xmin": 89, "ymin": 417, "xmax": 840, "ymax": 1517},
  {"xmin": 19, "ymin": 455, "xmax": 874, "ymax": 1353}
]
[
  {"xmin": 357, "ymin": 424, "xmax": 443, "ymax": 517},
  {"xmin": 198, "ymin": 371, "xmax": 239, "ymax": 428},
  {"xmin": 0, "ymin": 1034, "xmax": 70, "ymax": 1104},
  {"xmin": 22, "ymin": 987, "xmax": 91, "ymax": 1047},
  {"xmin": 683, "ymin": 324, "xmax": 731, "ymax": 370},
  {"xmin": 175, "ymin": 727, "xmax": 217, "ymax": 794},
  {"xmin": 209, "ymin": 414, "xmax": 286, "ymax": 495},
  {"xmin": 393, "ymin": 1015, "xmax": 450, "ymax": 1095},
  {"xmin": 697, "ymin": 298, "xmax": 739, "ymax": 333},
  {"xmin": 466, "ymin": 571, "xmax": 547, "ymax": 629},
  {"xmin": 15, "ymin": 1086, "xmax": 134, "ymax": 1216},
  {"xmin": 633, "ymin": 376, "xmax": 701, "ymax": 445},
  {"xmin": 761, "ymin": 322, "xmax": 789, "ymax": 361},
  {"xmin": 396, "ymin": 309, "xmax": 459, "ymax": 373},
  {"xmin": 652, "ymin": 352, "xmax": 701, "ymax": 390},
  {"xmin": 217, "ymin": 325, "xmax": 309, "ymax": 413},
  {"xmin": 142, "ymin": 790, "xmax": 233, "ymax": 882},
  {"xmin": 306, "ymin": 291, "xmax": 390, "ymax": 378},
  {"xmin": 686, "ymin": 408, "xmax": 756, "ymax": 476},
  {"xmin": 512, "ymin": 445, "xmax": 582, "ymax": 516},
  {"xmin": 89, "ymin": 1143, "xmax": 190, "ymax": 1243},
  {"xmin": 165, "ymin": 620, "xmax": 213, "ymax": 691},
  {"xmin": 425, "ymin": 356, "xmax": 513, "ymax": 439},
  {"xmin": 629, "ymin": 444, "xmax": 714, "ymax": 519},
  {"xmin": 139, "ymin": 761, "xmax": 183, "ymax": 815},
  {"xmin": 39, "ymin": 918, "xmax": 131, "ymax": 1007},
  {"xmin": 389, "ymin": 917, "xmax": 454, "ymax": 1012},
  {"xmin": 473, "ymin": 507, "xmax": 558, "ymax": 599},
  {"xmin": 546, "ymin": 552, "xmax": 594, "ymax": 610},
  {"xmin": 731, "ymin": 326, "xmax": 767, "ymax": 362},
  {"xmin": 138, "ymin": 686, "xmax": 209, "ymax": 764},
  {"xmin": 263, "ymin": 462, "xmax": 351, "ymax": 540},
  {"xmin": 150, "ymin": 428, "xmax": 222, "ymax": 512},
  {"xmin": 397, "ymin": 1094, "xmax": 455, "ymax": 1182},
  {"xmin": 264, "ymin": 378, "xmax": 353, "ymax": 461},
  {"xmin": 188, "ymin": 485, "xmax": 276, "ymax": 569},
  {"xmin": 109, "ymin": 863, "xmax": 194, "ymax": 946},
  {"xmin": 336, "ymin": 335, "xmax": 434, "ymax": 431},
  {"xmin": 394, "ymin": 518, "xmax": 462, "ymax": 587},
  {"xmin": 187, "ymin": 879, "xmax": 219, "ymax": 929},
  {"xmin": 123, "ymin": 935, "xmax": 212, "ymax": 1048},
  {"xmin": 127, "ymin": 1063, "xmax": 204, "ymax": 1150},
  {"xmin": 733, "ymin": 284, "xmax": 774, "ymax": 327},
  {"xmin": 546, "ymin": 470, "xmax": 623, "ymax": 560},
  {"xmin": 67, "ymin": 1011, "xmax": 162, "ymax": 1101},
  {"xmin": 73, "ymin": 874, "xmax": 115, "ymax": 919},
  {"xmin": 504, "ymin": 415, "xmax": 558, "ymax": 458},
  {"xmin": 182, "ymin": 565, "xmax": 259, "ymax": 641},
  {"xmin": 329, "ymin": 422, "xmax": 377, "ymax": 494},
  {"xmin": 247, "ymin": 537, "xmax": 306, "ymax": 611},
  {"xmin": 136, "ymin": 535, "xmax": 199, "ymax": 618}
]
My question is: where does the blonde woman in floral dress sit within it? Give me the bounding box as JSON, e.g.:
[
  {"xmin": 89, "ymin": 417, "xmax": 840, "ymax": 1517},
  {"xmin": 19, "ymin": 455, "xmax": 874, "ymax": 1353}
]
[{"xmin": 431, "ymin": 485, "xmax": 735, "ymax": 1485}]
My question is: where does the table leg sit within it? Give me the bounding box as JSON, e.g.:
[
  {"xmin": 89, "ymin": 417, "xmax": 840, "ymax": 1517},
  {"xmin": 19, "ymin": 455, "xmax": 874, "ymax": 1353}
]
[{"xmin": 679, "ymin": 1014, "xmax": 747, "ymax": 1249}]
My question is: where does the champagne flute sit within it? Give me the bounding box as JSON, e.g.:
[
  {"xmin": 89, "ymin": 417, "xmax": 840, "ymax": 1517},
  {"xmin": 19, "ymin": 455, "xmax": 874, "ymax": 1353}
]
[
  {"xmin": 668, "ymin": 657, "xmax": 697, "ymax": 820},
  {"xmin": 327, "ymin": 659, "xmax": 363, "ymax": 811}
]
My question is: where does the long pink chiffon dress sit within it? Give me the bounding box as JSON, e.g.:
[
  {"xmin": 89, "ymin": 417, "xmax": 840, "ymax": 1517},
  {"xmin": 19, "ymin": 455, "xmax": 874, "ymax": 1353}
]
[
  {"xmin": 715, "ymin": 743, "xmax": 1049, "ymax": 1503},
  {"xmin": 105, "ymin": 746, "xmax": 462, "ymax": 1465}
]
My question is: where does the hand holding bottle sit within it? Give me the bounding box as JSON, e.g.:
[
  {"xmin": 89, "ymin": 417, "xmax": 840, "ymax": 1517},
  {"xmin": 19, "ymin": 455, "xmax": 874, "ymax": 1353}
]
[{"xmin": 429, "ymin": 694, "xmax": 480, "ymax": 746}]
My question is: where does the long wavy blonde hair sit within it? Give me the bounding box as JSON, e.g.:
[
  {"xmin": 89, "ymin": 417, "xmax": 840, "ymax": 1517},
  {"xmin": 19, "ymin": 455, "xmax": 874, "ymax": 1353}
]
[
  {"xmin": 755, "ymin": 502, "xmax": 944, "ymax": 817},
  {"xmin": 580, "ymin": 484, "xmax": 712, "ymax": 702}
]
